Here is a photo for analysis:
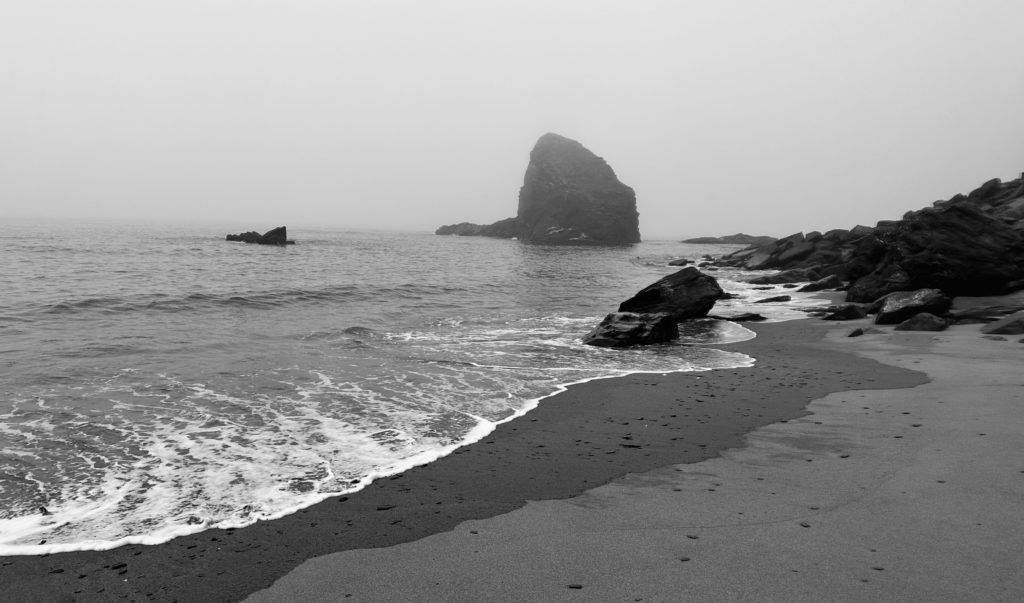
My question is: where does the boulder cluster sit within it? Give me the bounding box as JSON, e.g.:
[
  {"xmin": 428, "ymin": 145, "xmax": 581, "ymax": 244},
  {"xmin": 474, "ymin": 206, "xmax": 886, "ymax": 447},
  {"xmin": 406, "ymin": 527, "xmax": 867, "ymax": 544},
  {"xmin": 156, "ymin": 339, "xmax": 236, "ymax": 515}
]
[
  {"xmin": 715, "ymin": 175, "xmax": 1024, "ymax": 303},
  {"xmin": 703, "ymin": 174, "xmax": 1024, "ymax": 333},
  {"xmin": 437, "ymin": 133, "xmax": 640, "ymax": 246},
  {"xmin": 582, "ymin": 267, "xmax": 725, "ymax": 347}
]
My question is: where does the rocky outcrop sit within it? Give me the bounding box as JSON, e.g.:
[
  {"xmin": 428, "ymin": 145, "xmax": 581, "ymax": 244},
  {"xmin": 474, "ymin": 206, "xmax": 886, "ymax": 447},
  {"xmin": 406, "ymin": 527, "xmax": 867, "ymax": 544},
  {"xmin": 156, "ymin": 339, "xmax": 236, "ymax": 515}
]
[
  {"xmin": 715, "ymin": 173, "xmax": 1024, "ymax": 302},
  {"xmin": 435, "ymin": 218, "xmax": 519, "ymax": 238},
  {"xmin": 617, "ymin": 267, "xmax": 723, "ymax": 320},
  {"xmin": 874, "ymin": 289, "xmax": 952, "ymax": 325},
  {"xmin": 435, "ymin": 133, "xmax": 640, "ymax": 245},
  {"xmin": 581, "ymin": 312, "xmax": 679, "ymax": 347},
  {"xmin": 681, "ymin": 233, "xmax": 777, "ymax": 246},
  {"xmin": 845, "ymin": 204, "xmax": 1024, "ymax": 301},
  {"xmin": 226, "ymin": 226, "xmax": 294, "ymax": 245}
]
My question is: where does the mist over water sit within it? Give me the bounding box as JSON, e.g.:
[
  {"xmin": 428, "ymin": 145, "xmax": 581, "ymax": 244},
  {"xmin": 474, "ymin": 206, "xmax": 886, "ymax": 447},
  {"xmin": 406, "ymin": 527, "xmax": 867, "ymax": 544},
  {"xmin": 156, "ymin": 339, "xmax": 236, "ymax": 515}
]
[{"xmin": 0, "ymin": 221, "xmax": 817, "ymax": 553}]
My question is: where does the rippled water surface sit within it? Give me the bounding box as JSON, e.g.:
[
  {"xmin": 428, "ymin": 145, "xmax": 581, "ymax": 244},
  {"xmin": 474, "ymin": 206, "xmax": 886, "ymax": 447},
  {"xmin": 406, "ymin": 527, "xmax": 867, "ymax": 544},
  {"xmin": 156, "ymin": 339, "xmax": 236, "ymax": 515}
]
[{"xmin": 0, "ymin": 220, "xmax": 813, "ymax": 553}]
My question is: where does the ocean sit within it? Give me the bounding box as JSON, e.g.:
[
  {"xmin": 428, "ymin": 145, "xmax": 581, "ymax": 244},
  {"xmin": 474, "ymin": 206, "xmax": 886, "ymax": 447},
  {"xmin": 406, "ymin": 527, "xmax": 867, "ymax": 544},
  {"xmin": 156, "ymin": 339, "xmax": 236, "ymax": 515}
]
[{"xmin": 0, "ymin": 220, "xmax": 816, "ymax": 554}]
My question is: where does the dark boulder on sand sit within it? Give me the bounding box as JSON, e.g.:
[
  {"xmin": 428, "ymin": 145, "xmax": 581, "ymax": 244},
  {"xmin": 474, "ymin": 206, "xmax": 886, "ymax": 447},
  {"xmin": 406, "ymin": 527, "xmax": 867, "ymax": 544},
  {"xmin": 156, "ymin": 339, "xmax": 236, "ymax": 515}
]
[
  {"xmin": 822, "ymin": 304, "xmax": 868, "ymax": 321},
  {"xmin": 894, "ymin": 312, "xmax": 949, "ymax": 331},
  {"xmin": 798, "ymin": 274, "xmax": 844, "ymax": 292},
  {"xmin": 581, "ymin": 312, "xmax": 679, "ymax": 347},
  {"xmin": 618, "ymin": 267, "xmax": 724, "ymax": 320},
  {"xmin": 435, "ymin": 133, "xmax": 640, "ymax": 245},
  {"xmin": 747, "ymin": 268, "xmax": 822, "ymax": 285},
  {"xmin": 709, "ymin": 312, "xmax": 767, "ymax": 322},
  {"xmin": 874, "ymin": 289, "xmax": 952, "ymax": 325},
  {"xmin": 226, "ymin": 226, "xmax": 294, "ymax": 245},
  {"xmin": 980, "ymin": 310, "xmax": 1024, "ymax": 335}
]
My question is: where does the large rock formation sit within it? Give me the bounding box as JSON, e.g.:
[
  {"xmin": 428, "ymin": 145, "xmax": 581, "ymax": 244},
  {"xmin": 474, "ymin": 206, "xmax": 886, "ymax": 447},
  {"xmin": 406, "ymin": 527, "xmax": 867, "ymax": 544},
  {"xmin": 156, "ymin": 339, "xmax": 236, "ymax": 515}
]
[
  {"xmin": 846, "ymin": 203, "xmax": 1024, "ymax": 301},
  {"xmin": 226, "ymin": 226, "xmax": 294, "ymax": 245},
  {"xmin": 714, "ymin": 173, "xmax": 1024, "ymax": 302},
  {"xmin": 435, "ymin": 133, "xmax": 640, "ymax": 245},
  {"xmin": 617, "ymin": 267, "xmax": 723, "ymax": 320}
]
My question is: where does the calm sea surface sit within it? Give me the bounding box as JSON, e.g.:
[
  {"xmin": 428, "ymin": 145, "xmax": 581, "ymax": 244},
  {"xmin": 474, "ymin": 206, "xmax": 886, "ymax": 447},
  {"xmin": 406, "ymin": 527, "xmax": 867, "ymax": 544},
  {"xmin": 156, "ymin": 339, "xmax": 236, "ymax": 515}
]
[{"xmin": 0, "ymin": 221, "xmax": 814, "ymax": 553}]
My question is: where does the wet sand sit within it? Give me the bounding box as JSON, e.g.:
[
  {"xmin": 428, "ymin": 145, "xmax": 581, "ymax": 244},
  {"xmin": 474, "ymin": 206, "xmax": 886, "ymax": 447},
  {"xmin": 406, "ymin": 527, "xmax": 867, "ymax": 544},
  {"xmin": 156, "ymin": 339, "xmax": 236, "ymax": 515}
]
[{"xmin": 0, "ymin": 320, "xmax": 926, "ymax": 602}]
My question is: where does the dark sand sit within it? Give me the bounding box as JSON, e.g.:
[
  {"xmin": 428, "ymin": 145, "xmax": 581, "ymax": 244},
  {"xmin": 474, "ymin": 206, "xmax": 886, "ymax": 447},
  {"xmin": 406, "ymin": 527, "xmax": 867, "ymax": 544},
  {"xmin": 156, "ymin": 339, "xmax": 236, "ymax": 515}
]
[{"xmin": 0, "ymin": 320, "xmax": 926, "ymax": 602}]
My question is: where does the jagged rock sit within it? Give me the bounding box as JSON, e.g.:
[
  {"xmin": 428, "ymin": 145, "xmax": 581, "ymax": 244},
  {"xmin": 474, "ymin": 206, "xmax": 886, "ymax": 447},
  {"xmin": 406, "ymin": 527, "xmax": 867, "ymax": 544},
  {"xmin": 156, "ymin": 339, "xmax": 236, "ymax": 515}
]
[
  {"xmin": 747, "ymin": 268, "xmax": 822, "ymax": 285},
  {"xmin": 226, "ymin": 226, "xmax": 294, "ymax": 245},
  {"xmin": 874, "ymin": 289, "xmax": 952, "ymax": 325},
  {"xmin": 716, "ymin": 173, "xmax": 1024, "ymax": 301},
  {"xmin": 847, "ymin": 204, "xmax": 1024, "ymax": 301},
  {"xmin": 980, "ymin": 310, "xmax": 1024, "ymax": 335},
  {"xmin": 894, "ymin": 312, "xmax": 949, "ymax": 331},
  {"xmin": 436, "ymin": 133, "xmax": 640, "ymax": 245},
  {"xmin": 617, "ymin": 267, "xmax": 723, "ymax": 320},
  {"xmin": 797, "ymin": 274, "xmax": 844, "ymax": 292},
  {"xmin": 681, "ymin": 233, "xmax": 777, "ymax": 246},
  {"xmin": 754, "ymin": 295, "xmax": 792, "ymax": 304},
  {"xmin": 823, "ymin": 304, "xmax": 869, "ymax": 321},
  {"xmin": 582, "ymin": 312, "xmax": 679, "ymax": 347}
]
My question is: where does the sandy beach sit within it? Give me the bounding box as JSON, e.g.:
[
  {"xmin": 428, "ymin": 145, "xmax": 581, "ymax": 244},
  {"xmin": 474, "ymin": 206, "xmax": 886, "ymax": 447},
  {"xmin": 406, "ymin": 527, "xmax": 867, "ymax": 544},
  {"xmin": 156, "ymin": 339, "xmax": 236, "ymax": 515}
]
[
  {"xmin": 247, "ymin": 320, "xmax": 1024, "ymax": 602},
  {"xmin": 6, "ymin": 316, "xmax": 1022, "ymax": 602}
]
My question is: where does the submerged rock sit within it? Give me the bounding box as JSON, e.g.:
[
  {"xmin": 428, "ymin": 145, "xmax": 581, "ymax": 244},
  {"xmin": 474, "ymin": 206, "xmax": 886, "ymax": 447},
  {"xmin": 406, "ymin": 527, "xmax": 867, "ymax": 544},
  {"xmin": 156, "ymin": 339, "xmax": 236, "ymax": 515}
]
[
  {"xmin": 435, "ymin": 133, "xmax": 640, "ymax": 245},
  {"xmin": 754, "ymin": 295, "xmax": 792, "ymax": 304},
  {"xmin": 582, "ymin": 312, "xmax": 679, "ymax": 347},
  {"xmin": 617, "ymin": 267, "xmax": 724, "ymax": 320}
]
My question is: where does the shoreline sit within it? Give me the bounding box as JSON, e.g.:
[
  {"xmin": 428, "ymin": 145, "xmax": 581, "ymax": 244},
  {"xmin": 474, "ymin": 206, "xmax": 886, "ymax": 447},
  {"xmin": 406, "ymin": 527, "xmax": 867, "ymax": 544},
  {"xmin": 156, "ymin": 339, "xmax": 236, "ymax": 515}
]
[
  {"xmin": 0, "ymin": 319, "xmax": 926, "ymax": 602},
  {"xmin": 248, "ymin": 321, "xmax": 1024, "ymax": 601}
]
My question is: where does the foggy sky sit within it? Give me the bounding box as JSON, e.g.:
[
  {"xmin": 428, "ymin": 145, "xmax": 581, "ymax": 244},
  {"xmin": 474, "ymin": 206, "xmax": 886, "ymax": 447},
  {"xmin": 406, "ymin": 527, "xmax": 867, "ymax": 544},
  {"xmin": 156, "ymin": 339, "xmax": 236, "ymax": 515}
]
[{"xmin": 3, "ymin": 1, "xmax": 1023, "ymax": 239}]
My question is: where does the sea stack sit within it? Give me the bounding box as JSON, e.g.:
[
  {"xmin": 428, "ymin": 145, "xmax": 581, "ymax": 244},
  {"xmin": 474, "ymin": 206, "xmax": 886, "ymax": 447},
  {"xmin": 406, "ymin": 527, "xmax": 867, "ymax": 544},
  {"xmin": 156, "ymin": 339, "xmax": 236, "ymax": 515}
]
[
  {"xmin": 515, "ymin": 133, "xmax": 639, "ymax": 245},
  {"xmin": 436, "ymin": 133, "xmax": 641, "ymax": 245}
]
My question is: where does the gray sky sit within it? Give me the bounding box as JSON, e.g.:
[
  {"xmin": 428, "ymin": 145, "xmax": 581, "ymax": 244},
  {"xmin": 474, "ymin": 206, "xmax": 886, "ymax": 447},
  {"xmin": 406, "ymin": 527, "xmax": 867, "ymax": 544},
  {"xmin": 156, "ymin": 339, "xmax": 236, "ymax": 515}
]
[{"xmin": 3, "ymin": 1, "xmax": 1022, "ymax": 239}]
